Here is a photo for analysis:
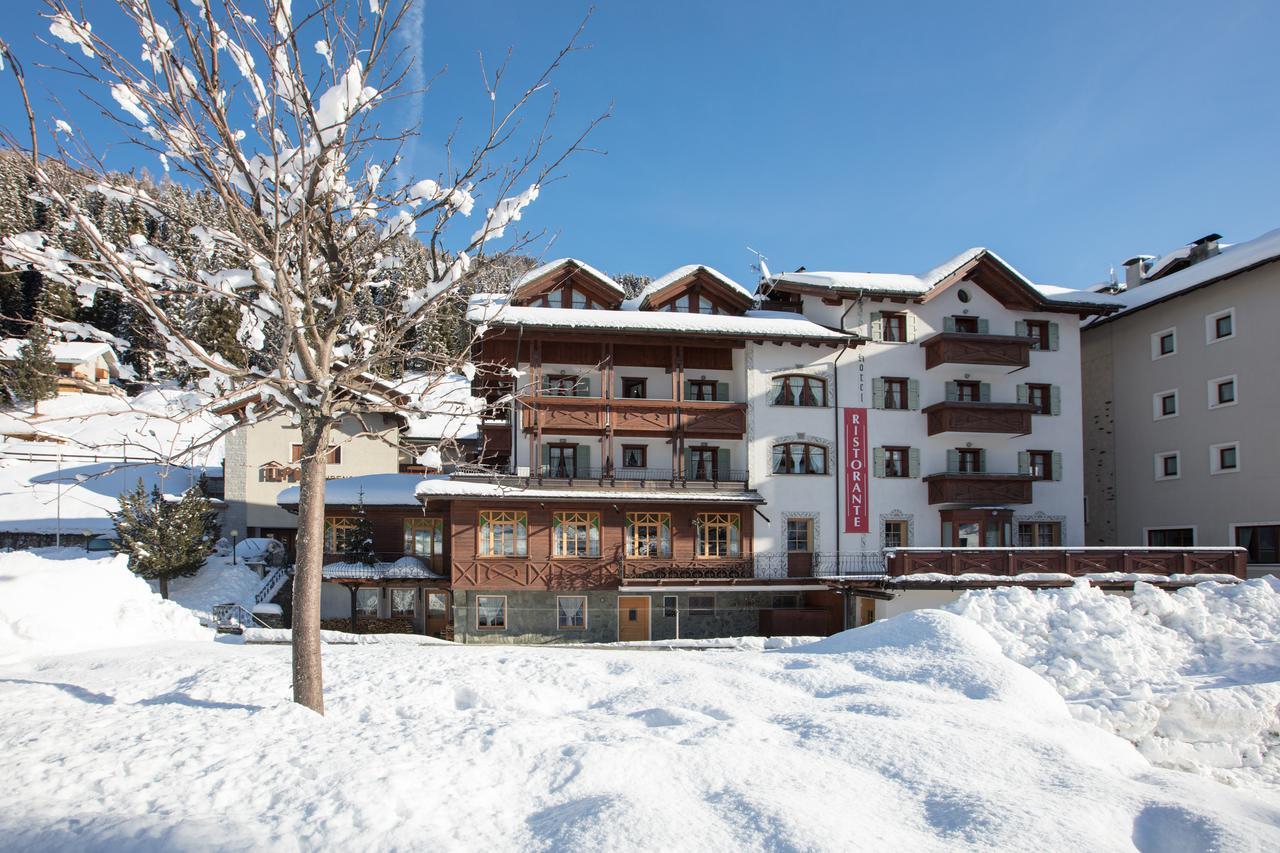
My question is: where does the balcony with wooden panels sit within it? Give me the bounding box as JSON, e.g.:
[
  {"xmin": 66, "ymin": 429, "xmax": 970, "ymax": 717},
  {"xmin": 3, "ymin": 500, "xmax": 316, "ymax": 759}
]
[
  {"xmin": 884, "ymin": 548, "xmax": 1247, "ymax": 579},
  {"xmin": 519, "ymin": 396, "xmax": 746, "ymax": 438},
  {"xmin": 922, "ymin": 472, "xmax": 1034, "ymax": 505},
  {"xmin": 922, "ymin": 401, "xmax": 1035, "ymax": 436},
  {"xmin": 920, "ymin": 332, "xmax": 1033, "ymax": 370}
]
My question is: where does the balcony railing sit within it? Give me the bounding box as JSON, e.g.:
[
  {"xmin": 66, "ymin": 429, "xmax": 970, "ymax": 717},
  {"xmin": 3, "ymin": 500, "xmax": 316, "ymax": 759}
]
[
  {"xmin": 920, "ymin": 332, "xmax": 1034, "ymax": 370},
  {"xmin": 534, "ymin": 465, "xmax": 750, "ymax": 486},
  {"xmin": 884, "ymin": 547, "xmax": 1247, "ymax": 579},
  {"xmin": 922, "ymin": 471, "xmax": 1034, "ymax": 505},
  {"xmin": 520, "ymin": 395, "xmax": 747, "ymax": 438},
  {"xmin": 922, "ymin": 401, "xmax": 1035, "ymax": 436}
]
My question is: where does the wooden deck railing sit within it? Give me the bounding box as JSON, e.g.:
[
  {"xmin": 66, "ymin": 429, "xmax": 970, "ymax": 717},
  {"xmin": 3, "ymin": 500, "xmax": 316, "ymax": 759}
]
[{"xmin": 884, "ymin": 547, "xmax": 1247, "ymax": 579}]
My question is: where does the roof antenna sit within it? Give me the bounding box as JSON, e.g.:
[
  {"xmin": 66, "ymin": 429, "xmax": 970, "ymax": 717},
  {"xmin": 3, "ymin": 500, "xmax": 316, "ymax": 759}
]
[
  {"xmin": 747, "ymin": 246, "xmax": 771, "ymax": 283},
  {"xmin": 1108, "ymin": 265, "xmax": 1117, "ymax": 288}
]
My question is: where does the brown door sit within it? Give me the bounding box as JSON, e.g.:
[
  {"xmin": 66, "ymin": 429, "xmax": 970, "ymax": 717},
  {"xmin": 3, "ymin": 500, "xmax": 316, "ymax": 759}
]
[
  {"xmin": 858, "ymin": 597, "xmax": 876, "ymax": 627},
  {"xmin": 785, "ymin": 517, "xmax": 814, "ymax": 578},
  {"xmin": 425, "ymin": 592, "xmax": 450, "ymax": 637},
  {"xmin": 617, "ymin": 596, "xmax": 650, "ymax": 641}
]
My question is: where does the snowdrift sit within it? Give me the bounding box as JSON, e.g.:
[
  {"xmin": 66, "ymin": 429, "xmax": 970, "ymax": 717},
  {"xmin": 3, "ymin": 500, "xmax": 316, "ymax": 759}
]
[
  {"xmin": 0, "ymin": 550, "xmax": 210, "ymax": 664},
  {"xmin": 949, "ymin": 578, "xmax": 1280, "ymax": 790}
]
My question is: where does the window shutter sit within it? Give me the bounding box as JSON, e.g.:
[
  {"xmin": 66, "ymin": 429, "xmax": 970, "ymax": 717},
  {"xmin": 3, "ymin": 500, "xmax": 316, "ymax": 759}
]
[
  {"xmin": 907, "ymin": 379, "xmax": 920, "ymax": 410},
  {"xmin": 540, "ymin": 443, "xmax": 551, "ymax": 473},
  {"xmin": 872, "ymin": 377, "xmax": 885, "ymax": 409},
  {"xmin": 716, "ymin": 447, "xmax": 730, "ymax": 479},
  {"xmin": 1049, "ymin": 385, "xmax": 1062, "ymax": 416},
  {"xmin": 946, "ymin": 449, "xmax": 959, "ymax": 472},
  {"xmin": 979, "ymin": 382, "xmax": 991, "ymax": 403},
  {"xmin": 1048, "ymin": 322, "xmax": 1060, "ymax": 351},
  {"xmin": 908, "ymin": 447, "xmax": 920, "ymax": 478},
  {"xmin": 943, "ymin": 316, "xmax": 957, "ymax": 333},
  {"xmin": 941, "ymin": 521, "xmax": 953, "ymax": 545},
  {"xmin": 683, "ymin": 380, "xmax": 692, "ymax": 401},
  {"xmin": 977, "ymin": 318, "xmax": 990, "ymax": 335},
  {"xmin": 1052, "ymin": 451, "xmax": 1063, "ymax": 481},
  {"xmin": 870, "ymin": 312, "xmax": 883, "ymax": 342},
  {"xmin": 541, "ymin": 375, "xmax": 551, "ymax": 395},
  {"xmin": 906, "ymin": 313, "xmax": 916, "ymax": 342},
  {"xmin": 716, "ymin": 381, "xmax": 729, "ymax": 402},
  {"xmin": 945, "ymin": 381, "xmax": 958, "ymax": 402},
  {"xmin": 684, "ymin": 448, "xmax": 694, "ymax": 478},
  {"xmin": 1017, "ymin": 384, "xmax": 1029, "ymax": 405},
  {"xmin": 984, "ymin": 526, "xmax": 999, "ymax": 546},
  {"xmin": 978, "ymin": 449, "xmax": 987, "ymax": 472},
  {"xmin": 576, "ymin": 375, "xmax": 590, "ymax": 397},
  {"xmin": 1014, "ymin": 320, "xmax": 1027, "ymax": 338},
  {"xmin": 576, "ymin": 444, "xmax": 591, "ymax": 476},
  {"xmin": 1018, "ymin": 451, "xmax": 1030, "ymax": 475},
  {"xmin": 873, "ymin": 447, "xmax": 886, "ymax": 478}
]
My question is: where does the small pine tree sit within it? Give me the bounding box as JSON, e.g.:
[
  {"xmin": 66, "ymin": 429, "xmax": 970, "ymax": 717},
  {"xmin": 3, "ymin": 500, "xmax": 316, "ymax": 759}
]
[
  {"xmin": 343, "ymin": 489, "xmax": 378, "ymax": 567},
  {"xmin": 111, "ymin": 479, "xmax": 218, "ymax": 599},
  {"xmin": 11, "ymin": 321, "xmax": 58, "ymax": 411}
]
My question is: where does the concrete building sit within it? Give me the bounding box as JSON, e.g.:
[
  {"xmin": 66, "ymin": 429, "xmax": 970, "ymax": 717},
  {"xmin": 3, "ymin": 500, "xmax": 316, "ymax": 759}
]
[{"xmin": 1082, "ymin": 228, "xmax": 1280, "ymax": 578}]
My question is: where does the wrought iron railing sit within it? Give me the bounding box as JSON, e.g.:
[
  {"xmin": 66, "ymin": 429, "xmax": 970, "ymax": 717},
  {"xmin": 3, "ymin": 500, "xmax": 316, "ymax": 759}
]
[
  {"xmin": 534, "ymin": 465, "xmax": 750, "ymax": 485},
  {"xmin": 254, "ymin": 565, "xmax": 292, "ymax": 605},
  {"xmin": 752, "ymin": 551, "xmax": 888, "ymax": 579},
  {"xmin": 211, "ymin": 603, "xmax": 270, "ymax": 632}
]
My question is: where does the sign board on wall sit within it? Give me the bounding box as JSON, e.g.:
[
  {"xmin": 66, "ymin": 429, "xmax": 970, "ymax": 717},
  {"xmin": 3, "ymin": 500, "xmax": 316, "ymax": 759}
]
[{"xmin": 843, "ymin": 407, "xmax": 868, "ymax": 533}]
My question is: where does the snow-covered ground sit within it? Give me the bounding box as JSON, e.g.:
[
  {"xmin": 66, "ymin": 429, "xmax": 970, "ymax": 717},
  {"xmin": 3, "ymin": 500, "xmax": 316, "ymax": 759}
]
[{"xmin": 1, "ymin": 554, "xmax": 1279, "ymax": 850}]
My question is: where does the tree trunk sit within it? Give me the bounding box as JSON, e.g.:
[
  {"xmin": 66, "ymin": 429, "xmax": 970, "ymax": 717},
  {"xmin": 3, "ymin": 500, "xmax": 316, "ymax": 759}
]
[
  {"xmin": 292, "ymin": 414, "xmax": 332, "ymax": 714},
  {"xmin": 159, "ymin": 575, "xmax": 169, "ymax": 599}
]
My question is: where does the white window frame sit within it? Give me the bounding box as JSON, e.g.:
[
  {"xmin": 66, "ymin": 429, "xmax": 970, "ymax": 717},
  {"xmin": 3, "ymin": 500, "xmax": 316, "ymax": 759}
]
[
  {"xmin": 556, "ymin": 595, "xmax": 589, "ymax": 631},
  {"xmin": 1143, "ymin": 525, "xmax": 1197, "ymax": 546},
  {"xmin": 355, "ymin": 587, "xmax": 380, "ymax": 617},
  {"xmin": 389, "ymin": 587, "xmax": 417, "ymax": 618},
  {"xmin": 1154, "ymin": 451, "xmax": 1181, "ymax": 481},
  {"xmin": 1209, "ymin": 441, "xmax": 1240, "ymax": 475},
  {"xmin": 1208, "ymin": 374, "xmax": 1238, "ymax": 410},
  {"xmin": 1152, "ymin": 389, "xmax": 1179, "ymax": 421},
  {"xmin": 1151, "ymin": 327, "xmax": 1177, "ymax": 360},
  {"xmin": 1205, "ymin": 307, "xmax": 1236, "ymax": 344}
]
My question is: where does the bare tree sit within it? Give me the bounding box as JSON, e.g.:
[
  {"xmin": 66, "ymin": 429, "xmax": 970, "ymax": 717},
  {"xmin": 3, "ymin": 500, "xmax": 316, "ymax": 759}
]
[{"xmin": 0, "ymin": 0, "xmax": 606, "ymax": 713}]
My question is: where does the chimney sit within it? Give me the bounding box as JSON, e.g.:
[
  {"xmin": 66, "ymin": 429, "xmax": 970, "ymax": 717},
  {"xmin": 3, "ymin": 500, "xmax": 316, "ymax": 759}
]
[
  {"xmin": 1188, "ymin": 233, "xmax": 1223, "ymax": 264},
  {"xmin": 1120, "ymin": 255, "xmax": 1153, "ymax": 290}
]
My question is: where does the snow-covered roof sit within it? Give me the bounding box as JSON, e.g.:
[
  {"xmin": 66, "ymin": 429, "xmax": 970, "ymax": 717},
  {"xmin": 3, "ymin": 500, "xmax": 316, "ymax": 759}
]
[
  {"xmin": 468, "ymin": 294, "xmax": 852, "ymax": 342},
  {"xmin": 322, "ymin": 557, "xmax": 445, "ymax": 580},
  {"xmin": 511, "ymin": 258, "xmax": 624, "ymax": 297},
  {"xmin": 415, "ymin": 475, "xmax": 765, "ymax": 503},
  {"xmin": 631, "ymin": 265, "xmax": 754, "ymax": 308},
  {"xmin": 0, "ymin": 339, "xmax": 119, "ymax": 366},
  {"xmin": 362, "ymin": 372, "xmax": 483, "ymax": 441},
  {"xmin": 1088, "ymin": 228, "xmax": 1280, "ymax": 325}
]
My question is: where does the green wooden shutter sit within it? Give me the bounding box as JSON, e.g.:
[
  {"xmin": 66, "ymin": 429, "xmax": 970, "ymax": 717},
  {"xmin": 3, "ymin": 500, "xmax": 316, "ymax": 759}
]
[
  {"xmin": 946, "ymin": 449, "xmax": 960, "ymax": 472},
  {"xmin": 683, "ymin": 380, "xmax": 692, "ymax": 401},
  {"xmin": 908, "ymin": 447, "xmax": 920, "ymax": 478},
  {"xmin": 977, "ymin": 318, "xmax": 990, "ymax": 335},
  {"xmin": 945, "ymin": 381, "xmax": 959, "ymax": 402},
  {"xmin": 1018, "ymin": 451, "xmax": 1030, "ymax": 475},
  {"xmin": 576, "ymin": 444, "xmax": 591, "ymax": 476},
  {"xmin": 907, "ymin": 379, "xmax": 920, "ymax": 410},
  {"xmin": 873, "ymin": 447, "xmax": 886, "ymax": 478},
  {"xmin": 1016, "ymin": 384, "xmax": 1029, "ymax": 405},
  {"xmin": 1052, "ymin": 451, "xmax": 1063, "ymax": 481},
  {"xmin": 979, "ymin": 382, "xmax": 991, "ymax": 402},
  {"xmin": 941, "ymin": 521, "xmax": 953, "ymax": 545},
  {"xmin": 978, "ymin": 449, "xmax": 987, "ymax": 472},
  {"xmin": 1049, "ymin": 385, "xmax": 1061, "ymax": 416},
  {"xmin": 869, "ymin": 311, "xmax": 883, "ymax": 342},
  {"xmin": 540, "ymin": 443, "xmax": 551, "ymax": 474},
  {"xmin": 1014, "ymin": 320, "xmax": 1027, "ymax": 338},
  {"xmin": 684, "ymin": 448, "xmax": 694, "ymax": 479},
  {"xmin": 1048, "ymin": 322, "xmax": 1060, "ymax": 351},
  {"xmin": 716, "ymin": 447, "xmax": 730, "ymax": 479},
  {"xmin": 943, "ymin": 316, "xmax": 957, "ymax": 333},
  {"xmin": 715, "ymin": 381, "xmax": 729, "ymax": 402},
  {"xmin": 872, "ymin": 377, "xmax": 885, "ymax": 409}
]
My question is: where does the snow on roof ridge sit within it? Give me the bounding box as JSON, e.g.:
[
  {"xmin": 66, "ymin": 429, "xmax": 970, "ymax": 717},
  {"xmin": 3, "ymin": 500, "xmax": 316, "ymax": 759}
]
[
  {"xmin": 0, "ymin": 338, "xmax": 117, "ymax": 363},
  {"xmin": 511, "ymin": 258, "xmax": 624, "ymax": 296},
  {"xmin": 637, "ymin": 264, "xmax": 754, "ymax": 305}
]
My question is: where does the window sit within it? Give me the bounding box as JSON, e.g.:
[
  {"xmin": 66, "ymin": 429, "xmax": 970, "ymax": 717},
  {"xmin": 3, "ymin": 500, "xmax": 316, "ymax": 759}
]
[
  {"xmin": 544, "ymin": 374, "xmax": 585, "ymax": 397},
  {"xmin": 1028, "ymin": 450, "xmax": 1054, "ymax": 481},
  {"xmin": 688, "ymin": 380, "xmax": 718, "ymax": 401},
  {"xmin": 552, "ymin": 512, "xmax": 601, "ymax": 558},
  {"xmin": 1209, "ymin": 375, "xmax": 1237, "ymax": 409},
  {"xmin": 557, "ymin": 596, "xmax": 588, "ymax": 630},
  {"xmin": 621, "ymin": 377, "xmax": 647, "ymax": 399},
  {"xmin": 771, "ymin": 375, "xmax": 827, "ymax": 407},
  {"xmin": 1026, "ymin": 383, "xmax": 1052, "ymax": 415},
  {"xmin": 957, "ymin": 449, "xmax": 983, "ymax": 473},
  {"xmin": 883, "ymin": 519, "xmax": 909, "ymax": 549},
  {"xmin": 689, "ymin": 447, "xmax": 719, "ymax": 481},
  {"xmin": 772, "ymin": 442, "xmax": 828, "ymax": 475},
  {"xmin": 478, "ymin": 511, "xmax": 527, "ymax": 557},
  {"xmin": 403, "ymin": 518, "xmax": 443, "ymax": 557},
  {"xmin": 689, "ymin": 594, "xmax": 715, "ymax": 617},
  {"xmin": 570, "ymin": 290, "xmax": 589, "ymax": 310},
  {"xmin": 1147, "ymin": 528, "xmax": 1194, "ymax": 547},
  {"xmin": 621, "ymin": 445, "xmax": 647, "ymax": 469},
  {"xmin": 695, "ymin": 513, "xmax": 741, "ymax": 559},
  {"xmin": 957, "ymin": 289, "xmax": 972, "ymax": 303},
  {"xmin": 1235, "ymin": 525, "xmax": 1280, "ymax": 564},
  {"xmin": 291, "ymin": 444, "xmax": 341, "ymax": 464},
  {"xmin": 259, "ymin": 462, "xmax": 299, "ymax": 483},
  {"xmin": 1152, "ymin": 328, "xmax": 1176, "ymax": 359},
  {"xmin": 785, "ymin": 518, "xmax": 813, "ymax": 552},
  {"xmin": 771, "ymin": 594, "xmax": 800, "ymax": 609},
  {"xmin": 953, "ymin": 316, "xmax": 980, "ymax": 334},
  {"xmin": 1017, "ymin": 522, "xmax": 1061, "ymax": 547},
  {"xmin": 1210, "ymin": 442, "xmax": 1240, "ymax": 475},
  {"xmin": 547, "ymin": 444, "xmax": 578, "ymax": 478},
  {"xmin": 324, "ymin": 517, "xmax": 359, "ymax": 553},
  {"xmin": 955, "ymin": 380, "xmax": 981, "ymax": 403},
  {"xmin": 626, "ymin": 512, "xmax": 671, "ymax": 558},
  {"xmin": 1153, "ymin": 390, "xmax": 1178, "ymax": 420},
  {"xmin": 390, "ymin": 589, "xmax": 416, "ymax": 618},
  {"xmin": 1155, "ymin": 452, "xmax": 1180, "ymax": 481},
  {"xmin": 663, "ymin": 595, "xmax": 678, "ymax": 618},
  {"xmin": 882, "ymin": 312, "xmax": 907, "ymax": 343},
  {"xmin": 1206, "ymin": 308, "xmax": 1235, "ymax": 343},
  {"xmin": 883, "ymin": 446, "xmax": 910, "ymax": 478},
  {"xmin": 1025, "ymin": 320, "xmax": 1051, "ymax": 351},
  {"xmin": 355, "ymin": 588, "xmax": 379, "ymax": 616},
  {"xmin": 476, "ymin": 595, "xmax": 507, "ymax": 630},
  {"xmin": 883, "ymin": 378, "xmax": 909, "ymax": 410}
]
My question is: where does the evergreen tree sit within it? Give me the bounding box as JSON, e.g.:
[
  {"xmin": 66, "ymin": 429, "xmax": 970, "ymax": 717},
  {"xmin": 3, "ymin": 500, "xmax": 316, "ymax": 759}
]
[
  {"xmin": 111, "ymin": 478, "xmax": 218, "ymax": 599},
  {"xmin": 10, "ymin": 321, "xmax": 59, "ymax": 411},
  {"xmin": 613, "ymin": 272, "xmax": 651, "ymax": 299},
  {"xmin": 343, "ymin": 489, "xmax": 378, "ymax": 567}
]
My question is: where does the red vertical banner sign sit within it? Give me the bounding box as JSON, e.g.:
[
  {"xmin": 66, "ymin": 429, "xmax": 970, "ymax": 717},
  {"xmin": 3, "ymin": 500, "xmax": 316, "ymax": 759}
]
[{"xmin": 843, "ymin": 407, "xmax": 869, "ymax": 533}]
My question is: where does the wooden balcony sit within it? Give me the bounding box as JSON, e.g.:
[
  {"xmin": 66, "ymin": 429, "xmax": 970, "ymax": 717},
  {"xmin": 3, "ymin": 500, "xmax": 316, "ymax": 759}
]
[
  {"xmin": 680, "ymin": 400, "xmax": 747, "ymax": 437},
  {"xmin": 922, "ymin": 472, "xmax": 1034, "ymax": 505},
  {"xmin": 920, "ymin": 332, "xmax": 1033, "ymax": 370},
  {"xmin": 922, "ymin": 401, "xmax": 1035, "ymax": 436},
  {"xmin": 885, "ymin": 548, "xmax": 1247, "ymax": 579},
  {"xmin": 611, "ymin": 398, "xmax": 677, "ymax": 434},
  {"xmin": 521, "ymin": 395, "xmax": 606, "ymax": 433},
  {"xmin": 520, "ymin": 396, "xmax": 746, "ymax": 438}
]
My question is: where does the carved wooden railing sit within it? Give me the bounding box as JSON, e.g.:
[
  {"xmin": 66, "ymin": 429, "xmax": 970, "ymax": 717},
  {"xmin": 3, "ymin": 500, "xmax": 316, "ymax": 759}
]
[{"xmin": 884, "ymin": 548, "xmax": 1247, "ymax": 579}]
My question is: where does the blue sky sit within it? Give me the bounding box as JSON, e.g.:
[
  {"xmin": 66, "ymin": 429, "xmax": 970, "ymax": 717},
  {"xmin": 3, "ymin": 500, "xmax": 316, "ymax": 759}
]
[{"xmin": 2, "ymin": 0, "xmax": 1277, "ymax": 288}]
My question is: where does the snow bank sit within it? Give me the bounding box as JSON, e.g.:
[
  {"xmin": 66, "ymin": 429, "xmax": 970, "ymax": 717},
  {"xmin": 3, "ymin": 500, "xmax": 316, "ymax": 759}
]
[
  {"xmin": 241, "ymin": 627, "xmax": 451, "ymax": 645},
  {"xmin": 603, "ymin": 634, "xmax": 818, "ymax": 650},
  {"xmin": 151, "ymin": 554, "xmax": 263, "ymax": 625},
  {"xmin": 948, "ymin": 578, "xmax": 1280, "ymax": 790},
  {"xmin": 0, "ymin": 551, "xmax": 209, "ymax": 664}
]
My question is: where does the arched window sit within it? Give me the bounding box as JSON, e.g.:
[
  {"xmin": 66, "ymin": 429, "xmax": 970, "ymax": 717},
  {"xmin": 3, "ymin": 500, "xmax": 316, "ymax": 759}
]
[
  {"xmin": 771, "ymin": 375, "xmax": 827, "ymax": 407},
  {"xmin": 772, "ymin": 443, "xmax": 828, "ymax": 475}
]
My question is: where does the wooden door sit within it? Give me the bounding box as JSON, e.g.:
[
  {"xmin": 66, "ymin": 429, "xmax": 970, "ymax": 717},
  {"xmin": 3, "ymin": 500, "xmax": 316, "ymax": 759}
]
[
  {"xmin": 425, "ymin": 592, "xmax": 450, "ymax": 638},
  {"xmin": 785, "ymin": 518, "xmax": 814, "ymax": 578},
  {"xmin": 617, "ymin": 595, "xmax": 650, "ymax": 642}
]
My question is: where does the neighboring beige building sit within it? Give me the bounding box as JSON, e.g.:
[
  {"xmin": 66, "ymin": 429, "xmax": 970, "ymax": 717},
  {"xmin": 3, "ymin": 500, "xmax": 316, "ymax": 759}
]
[{"xmin": 1082, "ymin": 229, "xmax": 1280, "ymax": 577}]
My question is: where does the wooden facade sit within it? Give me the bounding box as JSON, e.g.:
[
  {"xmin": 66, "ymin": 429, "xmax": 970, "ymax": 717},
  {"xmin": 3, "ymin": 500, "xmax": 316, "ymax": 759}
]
[
  {"xmin": 922, "ymin": 472, "xmax": 1035, "ymax": 505},
  {"xmin": 886, "ymin": 548, "xmax": 1247, "ymax": 579},
  {"xmin": 922, "ymin": 401, "xmax": 1035, "ymax": 436}
]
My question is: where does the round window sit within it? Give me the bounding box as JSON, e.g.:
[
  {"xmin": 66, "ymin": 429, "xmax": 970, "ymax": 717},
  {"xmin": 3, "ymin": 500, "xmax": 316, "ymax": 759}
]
[{"xmin": 957, "ymin": 289, "xmax": 971, "ymax": 303}]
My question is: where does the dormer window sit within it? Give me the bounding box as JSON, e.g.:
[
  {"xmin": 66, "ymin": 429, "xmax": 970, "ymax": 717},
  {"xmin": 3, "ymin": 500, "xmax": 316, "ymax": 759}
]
[{"xmin": 571, "ymin": 290, "xmax": 589, "ymax": 310}]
